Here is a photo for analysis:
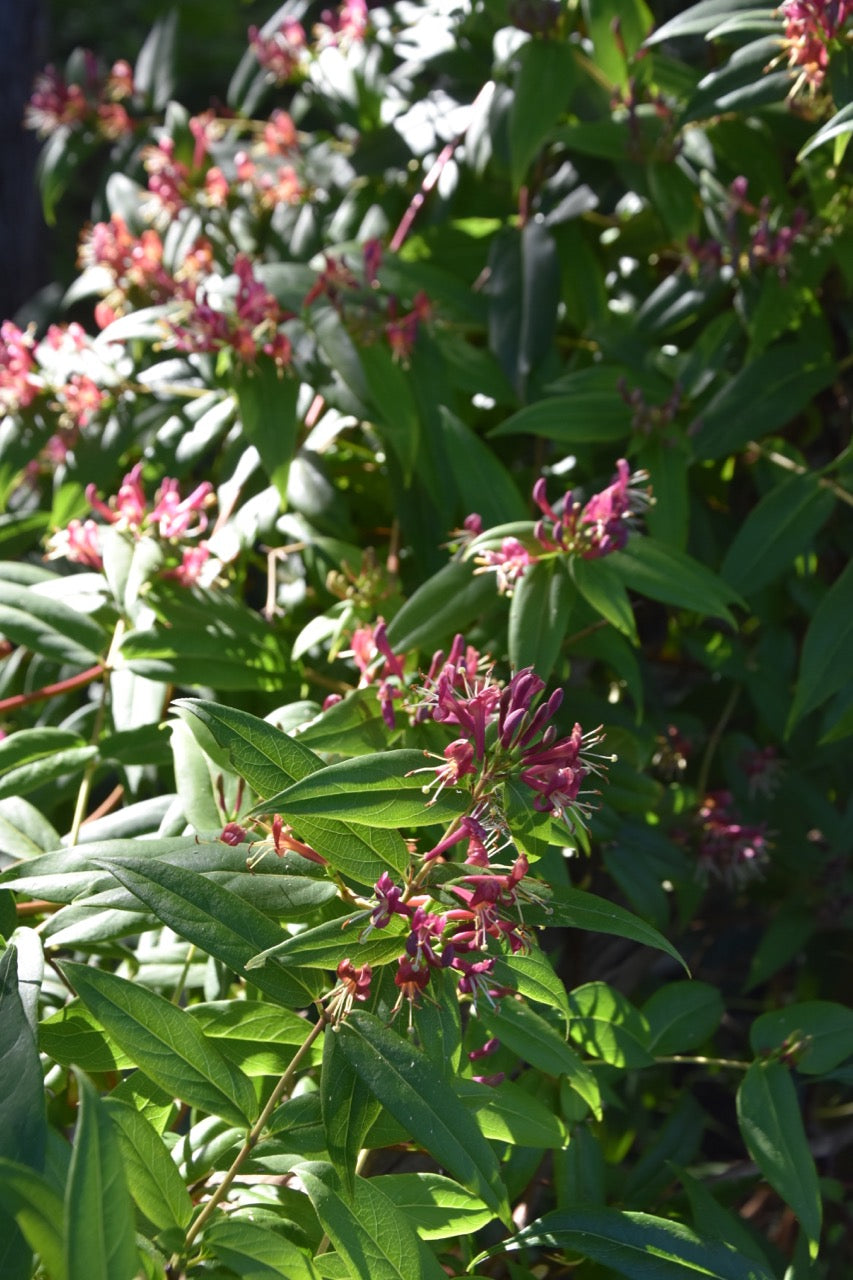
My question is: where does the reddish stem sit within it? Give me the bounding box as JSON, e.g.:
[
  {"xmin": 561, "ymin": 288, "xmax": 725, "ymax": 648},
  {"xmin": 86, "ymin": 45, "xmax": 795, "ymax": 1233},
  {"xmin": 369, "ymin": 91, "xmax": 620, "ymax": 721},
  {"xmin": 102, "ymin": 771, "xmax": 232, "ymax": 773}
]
[
  {"xmin": 0, "ymin": 664, "xmax": 104, "ymax": 715},
  {"xmin": 390, "ymin": 139, "xmax": 459, "ymax": 253}
]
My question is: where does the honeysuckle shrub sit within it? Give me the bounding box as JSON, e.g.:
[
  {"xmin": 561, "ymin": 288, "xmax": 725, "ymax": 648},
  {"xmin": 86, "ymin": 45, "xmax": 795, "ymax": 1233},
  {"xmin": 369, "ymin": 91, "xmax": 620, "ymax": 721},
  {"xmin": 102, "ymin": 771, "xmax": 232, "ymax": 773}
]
[{"xmin": 1, "ymin": 1, "xmax": 852, "ymax": 1277}]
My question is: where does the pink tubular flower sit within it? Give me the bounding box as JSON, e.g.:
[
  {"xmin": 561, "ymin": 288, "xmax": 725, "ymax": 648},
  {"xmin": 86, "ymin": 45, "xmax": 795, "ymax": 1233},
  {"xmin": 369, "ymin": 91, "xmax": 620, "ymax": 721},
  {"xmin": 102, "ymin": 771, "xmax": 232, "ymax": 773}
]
[
  {"xmin": 0, "ymin": 321, "xmax": 39, "ymax": 413},
  {"xmin": 45, "ymin": 518, "xmax": 103, "ymax": 569},
  {"xmin": 87, "ymin": 461, "xmax": 147, "ymax": 529},
  {"xmin": 165, "ymin": 542, "xmax": 216, "ymax": 587},
  {"xmin": 264, "ymin": 109, "xmax": 298, "ymax": 154},
  {"xmin": 475, "ymin": 536, "xmax": 538, "ymax": 595},
  {"xmin": 249, "ymin": 19, "xmax": 307, "ymax": 82},
  {"xmin": 691, "ymin": 791, "xmax": 770, "ymax": 887},
  {"xmin": 150, "ymin": 477, "xmax": 213, "ymax": 539},
  {"xmin": 58, "ymin": 374, "xmax": 105, "ymax": 427},
  {"xmin": 780, "ymin": 0, "xmax": 852, "ymax": 93}
]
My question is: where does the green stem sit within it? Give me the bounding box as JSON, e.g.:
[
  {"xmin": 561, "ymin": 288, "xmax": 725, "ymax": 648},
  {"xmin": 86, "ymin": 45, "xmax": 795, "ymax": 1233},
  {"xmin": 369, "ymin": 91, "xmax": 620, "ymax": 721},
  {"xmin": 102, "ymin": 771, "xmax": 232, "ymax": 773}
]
[
  {"xmin": 695, "ymin": 683, "xmax": 740, "ymax": 800},
  {"xmin": 180, "ymin": 1010, "xmax": 329, "ymax": 1254},
  {"xmin": 171, "ymin": 945, "xmax": 196, "ymax": 1006},
  {"xmin": 656, "ymin": 1053, "xmax": 750, "ymax": 1070}
]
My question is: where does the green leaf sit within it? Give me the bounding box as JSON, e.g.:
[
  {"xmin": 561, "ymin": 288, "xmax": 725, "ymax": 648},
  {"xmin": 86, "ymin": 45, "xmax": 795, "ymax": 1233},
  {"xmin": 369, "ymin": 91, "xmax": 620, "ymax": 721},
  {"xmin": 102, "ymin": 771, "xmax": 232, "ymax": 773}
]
[
  {"xmin": 643, "ymin": 982, "xmax": 725, "ymax": 1055},
  {"xmin": 690, "ymin": 339, "xmax": 836, "ymax": 460},
  {"xmin": 458, "ymin": 1076, "xmax": 569, "ymax": 1148},
  {"xmin": 358, "ymin": 341, "xmax": 420, "ymax": 484},
  {"xmin": 750, "ymin": 1001, "xmax": 853, "ymax": 1075},
  {"xmin": 298, "ymin": 1163, "xmax": 449, "ymax": 1280},
  {"xmin": 736, "ymin": 1061, "xmax": 822, "ymax": 1258},
  {"xmin": 134, "ymin": 10, "xmax": 177, "ymax": 108},
  {"xmin": 190, "ymin": 999, "xmax": 320, "ymax": 1076},
  {"xmin": 509, "ymin": 39, "xmax": 578, "ymax": 188},
  {"xmin": 645, "ymin": 0, "xmax": 773, "ymax": 44},
  {"xmin": 234, "ymin": 361, "xmax": 300, "ymax": 505},
  {"xmin": 177, "ymin": 698, "xmax": 409, "ymax": 886},
  {"xmin": 798, "ymin": 101, "xmax": 853, "ymax": 160},
  {"xmin": 247, "ymin": 912, "xmax": 407, "ymax": 971},
  {"xmin": 0, "ymin": 582, "xmax": 106, "ymax": 665},
  {"xmin": 61, "ymin": 963, "xmax": 259, "ymax": 1129},
  {"xmin": 0, "ymin": 730, "xmax": 97, "ymax": 801},
  {"xmin": 584, "ymin": 0, "xmax": 654, "ymax": 89},
  {"xmin": 249, "ymin": 750, "xmax": 468, "ymax": 829},
  {"xmin": 101, "ymin": 1098, "xmax": 193, "ymax": 1233},
  {"xmin": 40, "ymin": 999, "xmax": 134, "ymax": 1073},
  {"xmin": 481, "ymin": 998, "xmax": 601, "ymax": 1117},
  {"xmin": 337, "ymin": 1010, "xmax": 510, "ymax": 1222},
  {"xmin": 66, "ymin": 1070, "xmax": 140, "ymax": 1280},
  {"xmin": 523, "ymin": 884, "xmax": 689, "ymax": 973},
  {"xmin": 90, "ymin": 855, "xmax": 323, "ymax": 1008},
  {"xmin": 321, "ymin": 1025, "xmax": 381, "ymax": 1195},
  {"xmin": 492, "ymin": 945, "xmax": 571, "ymax": 1029},
  {"xmin": 204, "ymin": 1217, "xmax": 320, "ymax": 1280},
  {"xmin": 509, "ymin": 560, "xmax": 573, "ymax": 677},
  {"xmin": 0, "ymin": 1159, "xmax": 66, "ymax": 1280},
  {"xmin": 787, "ymin": 560, "xmax": 853, "ymax": 730},
  {"xmin": 370, "ymin": 1172, "xmax": 491, "ymax": 1239},
  {"xmin": 721, "ymin": 475, "xmax": 835, "ymax": 595},
  {"xmin": 385, "ymin": 560, "xmax": 497, "ymax": 655},
  {"xmin": 608, "ymin": 537, "xmax": 742, "ymax": 624},
  {"xmin": 567, "ymin": 982, "xmax": 654, "ymax": 1068},
  {"xmin": 0, "ymin": 946, "xmax": 48, "ymax": 1280},
  {"xmin": 474, "ymin": 1206, "xmax": 777, "ymax": 1278},
  {"xmin": 175, "ymin": 697, "xmax": 322, "ymax": 797},
  {"xmin": 489, "ymin": 395, "xmax": 630, "ymax": 443},
  {"xmin": 571, "ymin": 556, "xmax": 639, "ymax": 642}
]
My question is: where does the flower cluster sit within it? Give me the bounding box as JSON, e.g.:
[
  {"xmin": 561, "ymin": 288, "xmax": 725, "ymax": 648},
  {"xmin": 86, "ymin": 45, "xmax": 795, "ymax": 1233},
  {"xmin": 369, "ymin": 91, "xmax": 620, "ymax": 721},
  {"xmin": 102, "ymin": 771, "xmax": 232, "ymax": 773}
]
[
  {"xmin": 25, "ymin": 54, "xmax": 136, "ymax": 140},
  {"xmin": 412, "ymin": 640, "xmax": 605, "ymax": 829},
  {"xmin": 683, "ymin": 791, "xmax": 771, "ymax": 888},
  {"xmin": 474, "ymin": 460, "xmax": 650, "ymax": 594},
  {"xmin": 686, "ymin": 178, "xmax": 809, "ymax": 281},
  {"xmin": 79, "ymin": 214, "xmax": 213, "ymax": 329},
  {"xmin": 168, "ymin": 253, "xmax": 294, "ymax": 367},
  {"xmin": 346, "ymin": 618, "xmax": 407, "ymax": 728},
  {"xmin": 0, "ymin": 322, "xmax": 39, "ymax": 415},
  {"xmin": 141, "ymin": 112, "xmax": 305, "ymax": 222},
  {"xmin": 46, "ymin": 461, "xmax": 221, "ymax": 586},
  {"xmin": 249, "ymin": 0, "xmax": 369, "ymax": 83},
  {"xmin": 779, "ymin": 0, "xmax": 852, "ymax": 94}
]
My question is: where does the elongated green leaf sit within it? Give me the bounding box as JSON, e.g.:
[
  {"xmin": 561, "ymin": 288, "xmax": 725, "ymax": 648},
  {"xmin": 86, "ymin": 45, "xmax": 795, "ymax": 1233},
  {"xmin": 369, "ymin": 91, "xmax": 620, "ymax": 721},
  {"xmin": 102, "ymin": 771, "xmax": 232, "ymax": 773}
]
[
  {"xmin": 178, "ymin": 699, "xmax": 412, "ymax": 885},
  {"xmin": 66, "ymin": 1070, "xmax": 140, "ymax": 1280},
  {"xmin": 120, "ymin": 611, "xmax": 289, "ymax": 691},
  {"xmin": 571, "ymin": 556, "xmax": 639, "ymax": 642},
  {"xmin": 721, "ymin": 475, "xmax": 835, "ymax": 595},
  {"xmin": 481, "ymin": 998, "xmax": 601, "ymax": 1117},
  {"xmin": 321, "ymin": 1023, "xmax": 381, "ymax": 1194},
  {"xmin": 370, "ymin": 1172, "xmax": 492, "ymax": 1239},
  {"xmin": 204, "ymin": 1217, "xmax": 320, "ymax": 1280},
  {"xmin": 385, "ymin": 560, "xmax": 497, "ymax": 655},
  {"xmin": 489, "ymin": 395, "xmax": 630, "ymax": 443},
  {"xmin": 510, "ymin": 38, "xmax": 578, "ymax": 188},
  {"xmin": 297, "ymin": 1162, "xmax": 449, "ymax": 1280},
  {"xmin": 91, "ymin": 855, "xmax": 322, "ymax": 1008},
  {"xmin": 234, "ymin": 360, "xmax": 300, "ymax": 504},
  {"xmin": 645, "ymin": 0, "xmax": 773, "ymax": 44},
  {"xmin": 61, "ymin": 963, "xmax": 259, "ymax": 1128},
  {"xmin": 608, "ymin": 538, "xmax": 742, "ymax": 624},
  {"xmin": 736, "ymin": 1061, "xmax": 822, "ymax": 1258},
  {"xmin": 337, "ymin": 1010, "xmax": 510, "ymax": 1221},
  {"xmin": 799, "ymin": 100, "xmax": 853, "ymax": 160},
  {"xmin": 568, "ymin": 981, "xmax": 653, "ymax": 1068},
  {"xmin": 247, "ymin": 911, "xmax": 406, "ymax": 971},
  {"xmin": 175, "ymin": 697, "xmax": 324, "ymax": 796},
  {"xmin": 787, "ymin": 560, "xmax": 853, "ymax": 730},
  {"xmin": 0, "ymin": 1159, "xmax": 66, "ymax": 1280},
  {"xmin": 249, "ymin": 750, "xmax": 468, "ymax": 828},
  {"xmin": 524, "ymin": 885, "xmax": 688, "ymax": 973},
  {"xmin": 0, "ymin": 947, "xmax": 48, "ymax": 1280},
  {"xmin": 457, "ymin": 1077, "xmax": 568, "ymax": 1148},
  {"xmin": 40, "ymin": 999, "xmax": 133, "ymax": 1073},
  {"xmin": 690, "ymin": 339, "xmax": 835, "ymax": 460},
  {"xmin": 750, "ymin": 1001, "xmax": 853, "ymax": 1076},
  {"xmin": 359, "ymin": 340, "xmax": 420, "ymax": 483},
  {"xmin": 102, "ymin": 1098, "xmax": 192, "ymax": 1233},
  {"xmin": 509, "ymin": 559, "xmax": 573, "ymax": 677},
  {"xmin": 492, "ymin": 945, "xmax": 571, "ymax": 1028},
  {"xmin": 643, "ymin": 982, "xmax": 725, "ymax": 1055},
  {"xmin": 0, "ymin": 581, "xmax": 106, "ymax": 665},
  {"xmin": 474, "ymin": 1206, "xmax": 776, "ymax": 1278},
  {"xmin": 0, "ymin": 730, "xmax": 97, "ymax": 802}
]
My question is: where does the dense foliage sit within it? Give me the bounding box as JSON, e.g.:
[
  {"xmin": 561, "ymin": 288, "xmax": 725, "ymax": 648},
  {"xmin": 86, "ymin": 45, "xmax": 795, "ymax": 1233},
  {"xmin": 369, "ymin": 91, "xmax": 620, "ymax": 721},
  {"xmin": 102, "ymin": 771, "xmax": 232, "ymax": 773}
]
[{"xmin": 1, "ymin": 1, "xmax": 852, "ymax": 1277}]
